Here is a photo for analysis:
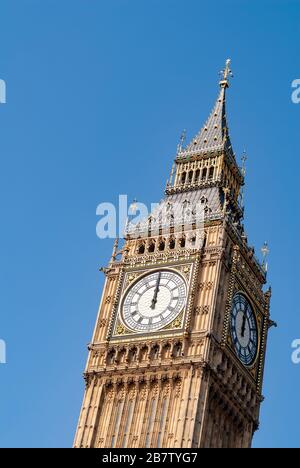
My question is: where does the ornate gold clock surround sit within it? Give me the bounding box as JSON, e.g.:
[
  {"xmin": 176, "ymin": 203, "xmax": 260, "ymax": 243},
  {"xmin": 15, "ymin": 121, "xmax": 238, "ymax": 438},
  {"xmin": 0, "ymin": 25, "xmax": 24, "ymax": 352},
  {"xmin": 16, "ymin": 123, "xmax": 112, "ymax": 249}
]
[{"xmin": 109, "ymin": 260, "xmax": 197, "ymax": 341}]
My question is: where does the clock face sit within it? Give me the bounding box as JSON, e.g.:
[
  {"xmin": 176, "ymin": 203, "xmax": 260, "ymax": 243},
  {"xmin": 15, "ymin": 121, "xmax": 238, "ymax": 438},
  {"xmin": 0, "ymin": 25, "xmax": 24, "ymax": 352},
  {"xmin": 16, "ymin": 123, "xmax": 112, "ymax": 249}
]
[
  {"xmin": 230, "ymin": 293, "xmax": 258, "ymax": 366},
  {"xmin": 122, "ymin": 270, "xmax": 187, "ymax": 333}
]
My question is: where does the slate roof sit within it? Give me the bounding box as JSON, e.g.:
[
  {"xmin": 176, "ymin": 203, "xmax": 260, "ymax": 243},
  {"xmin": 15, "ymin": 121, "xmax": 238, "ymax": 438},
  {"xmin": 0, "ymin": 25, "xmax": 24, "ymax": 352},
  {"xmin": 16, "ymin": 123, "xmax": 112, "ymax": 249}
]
[
  {"xmin": 165, "ymin": 187, "xmax": 223, "ymax": 215},
  {"xmin": 179, "ymin": 84, "xmax": 234, "ymax": 158},
  {"xmin": 126, "ymin": 187, "xmax": 223, "ymax": 238}
]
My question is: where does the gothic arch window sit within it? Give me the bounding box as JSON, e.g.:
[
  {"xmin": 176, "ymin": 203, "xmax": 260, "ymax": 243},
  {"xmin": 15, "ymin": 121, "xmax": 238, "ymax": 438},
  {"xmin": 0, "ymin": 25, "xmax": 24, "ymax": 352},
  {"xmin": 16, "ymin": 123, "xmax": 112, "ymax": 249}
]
[
  {"xmin": 179, "ymin": 237, "xmax": 186, "ymax": 248},
  {"xmin": 189, "ymin": 235, "xmax": 196, "ymax": 247},
  {"xmin": 195, "ymin": 169, "xmax": 200, "ymax": 182},
  {"xmin": 188, "ymin": 170, "xmax": 193, "ymax": 184},
  {"xmin": 140, "ymin": 346, "xmax": 148, "ymax": 361},
  {"xmin": 181, "ymin": 172, "xmax": 186, "ymax": 184},
  {"xmin": 148, "ymin": 241, "xmax": 155, "ymax": 253},
  {"xmin": 161, "ymin": 343, "xmax": 171, "ymax": 359},
  {"xmin": 107, "ymin": 349, "xmax": 116, "ymax": 365},
  {"xmin": 138, "ymin": 242, "xmax": 145, "ymax": 255},
  {"xmin": 173, "ymin": 342, "xmax": 182, "ymax": 358},
  {"xmin": 158, "ymin": 239, "xmax": 165, "ymax": 251},
  {"xmin": 209, "ymin": 166, "xmax": 214, "ymax": 179},
  {"xmin": 151, "ymin": 345, "xmax": 160, "ymax": 360},
  {"xmin": 128, "ymin": 347, "xmax": 137, "ymax": 363},
  {"xmin": 202, "ymin": 167, "xmax": 207, "ymax": 180},
  {"xmin": 118, "ymin": 348, "xmax": 126, "ymax": 364},
  {"xmin": 169, "ymin": 237, "xmax": 175, "ymax": 249}
]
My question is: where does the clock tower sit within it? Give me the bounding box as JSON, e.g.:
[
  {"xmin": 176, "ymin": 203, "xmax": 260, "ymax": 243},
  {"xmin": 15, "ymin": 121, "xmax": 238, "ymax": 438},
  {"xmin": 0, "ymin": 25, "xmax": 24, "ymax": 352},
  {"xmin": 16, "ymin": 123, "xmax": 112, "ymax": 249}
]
[{"xmin": 74, "ymin": 60, "xmax": 272, "ymax": 448}]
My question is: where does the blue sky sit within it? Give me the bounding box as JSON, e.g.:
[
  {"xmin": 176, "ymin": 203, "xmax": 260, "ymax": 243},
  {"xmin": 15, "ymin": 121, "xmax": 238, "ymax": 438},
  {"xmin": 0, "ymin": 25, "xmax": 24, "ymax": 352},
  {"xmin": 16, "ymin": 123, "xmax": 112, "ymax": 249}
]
[{"xmin": 0, "ymin": 0, "xmax": 299, "ymax": 448}]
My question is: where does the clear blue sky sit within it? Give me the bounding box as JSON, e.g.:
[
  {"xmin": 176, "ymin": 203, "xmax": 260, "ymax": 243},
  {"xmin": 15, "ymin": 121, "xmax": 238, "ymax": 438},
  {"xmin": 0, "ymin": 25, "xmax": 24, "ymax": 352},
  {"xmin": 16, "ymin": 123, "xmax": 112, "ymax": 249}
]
[{"xmin": 0, "ymin": 0, "xmax": 299, "ymax": 448}]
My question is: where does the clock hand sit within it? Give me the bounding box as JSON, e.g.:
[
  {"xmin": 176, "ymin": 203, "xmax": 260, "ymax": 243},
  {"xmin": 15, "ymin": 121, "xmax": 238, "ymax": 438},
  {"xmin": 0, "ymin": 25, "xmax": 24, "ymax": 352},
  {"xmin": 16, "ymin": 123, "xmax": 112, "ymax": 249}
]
[
  {"xmin": 150, "ymin": 272, "xmax": 161, "ymax": 309},
  {"xmin": 241, "ymin": 313, "xmax": 246, "ymax": 338}
]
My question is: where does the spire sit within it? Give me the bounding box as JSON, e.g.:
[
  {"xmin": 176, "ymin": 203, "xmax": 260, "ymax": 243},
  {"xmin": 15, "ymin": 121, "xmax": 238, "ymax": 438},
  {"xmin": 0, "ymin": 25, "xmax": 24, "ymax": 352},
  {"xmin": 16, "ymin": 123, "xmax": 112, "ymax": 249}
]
[{"xmin": 179, "ymin": 59, "xmax": 234, "ymax": 158}]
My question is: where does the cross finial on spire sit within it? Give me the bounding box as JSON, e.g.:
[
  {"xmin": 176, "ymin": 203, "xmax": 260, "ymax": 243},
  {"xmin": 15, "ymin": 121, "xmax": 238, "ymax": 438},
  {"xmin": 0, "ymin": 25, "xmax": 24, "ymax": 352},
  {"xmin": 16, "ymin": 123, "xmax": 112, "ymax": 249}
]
[{"xmin": 219, "ymin": 58, "xmax": 233, "ymax": 87}]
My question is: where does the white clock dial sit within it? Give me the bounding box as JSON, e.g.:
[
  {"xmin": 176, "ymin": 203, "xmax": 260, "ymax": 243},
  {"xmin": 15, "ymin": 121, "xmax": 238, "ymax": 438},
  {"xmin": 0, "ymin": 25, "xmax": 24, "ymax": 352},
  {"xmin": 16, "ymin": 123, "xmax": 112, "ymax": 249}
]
[
  {"xmin": 122, "ymin": 270, "xmax": 187, "ymax": 332},
  {"xmin": 230, "ymin": 293, "xmax": 258, "ymax": 366}
]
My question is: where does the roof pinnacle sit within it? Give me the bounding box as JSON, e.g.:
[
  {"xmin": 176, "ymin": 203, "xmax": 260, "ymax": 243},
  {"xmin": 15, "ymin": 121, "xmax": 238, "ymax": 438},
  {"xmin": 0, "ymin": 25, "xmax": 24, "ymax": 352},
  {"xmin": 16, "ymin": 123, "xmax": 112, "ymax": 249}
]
[
  {"xmin": 261, "ymin": 242, "xmax": 270, "ymax": 273},
  {"xmin": 177, "ymin": 129, "xmax": 186, "ymax": 154},
  {"xmin": 241, "ymin": 150, "xmax": 247, "ymax": 177}
]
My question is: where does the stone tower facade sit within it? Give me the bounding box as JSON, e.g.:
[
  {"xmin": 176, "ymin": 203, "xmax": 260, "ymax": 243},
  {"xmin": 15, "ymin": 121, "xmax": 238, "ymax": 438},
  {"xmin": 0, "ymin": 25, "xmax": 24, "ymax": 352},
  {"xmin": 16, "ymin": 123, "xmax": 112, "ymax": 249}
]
[{"xmin": 74, "ymin": 60, "xmax": 272, "ymax": 448}]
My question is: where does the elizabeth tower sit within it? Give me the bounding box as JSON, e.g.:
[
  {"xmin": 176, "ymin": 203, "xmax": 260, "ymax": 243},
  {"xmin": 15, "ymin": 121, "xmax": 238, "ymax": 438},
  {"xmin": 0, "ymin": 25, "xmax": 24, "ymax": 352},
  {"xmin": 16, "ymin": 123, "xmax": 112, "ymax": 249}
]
[{"xmin": 74, "ymin": 60, "xmax": 272, "ymax": 448}]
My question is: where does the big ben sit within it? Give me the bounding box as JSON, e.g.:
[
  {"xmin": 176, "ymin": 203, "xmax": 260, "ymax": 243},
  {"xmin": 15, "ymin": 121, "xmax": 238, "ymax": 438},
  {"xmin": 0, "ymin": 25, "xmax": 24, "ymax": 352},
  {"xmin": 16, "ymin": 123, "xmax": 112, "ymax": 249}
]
[{"xmin": 74, "ymin": 60, "xmax": 272, "ymax": 448}]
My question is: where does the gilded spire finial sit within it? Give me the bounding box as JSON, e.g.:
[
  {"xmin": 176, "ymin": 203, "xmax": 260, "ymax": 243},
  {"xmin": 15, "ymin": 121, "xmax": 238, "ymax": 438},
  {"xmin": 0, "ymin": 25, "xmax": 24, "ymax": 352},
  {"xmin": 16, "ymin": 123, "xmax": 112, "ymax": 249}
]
[{"xmin": 219, "ymin": 58, "xmax": 233, "ymax": 87}]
